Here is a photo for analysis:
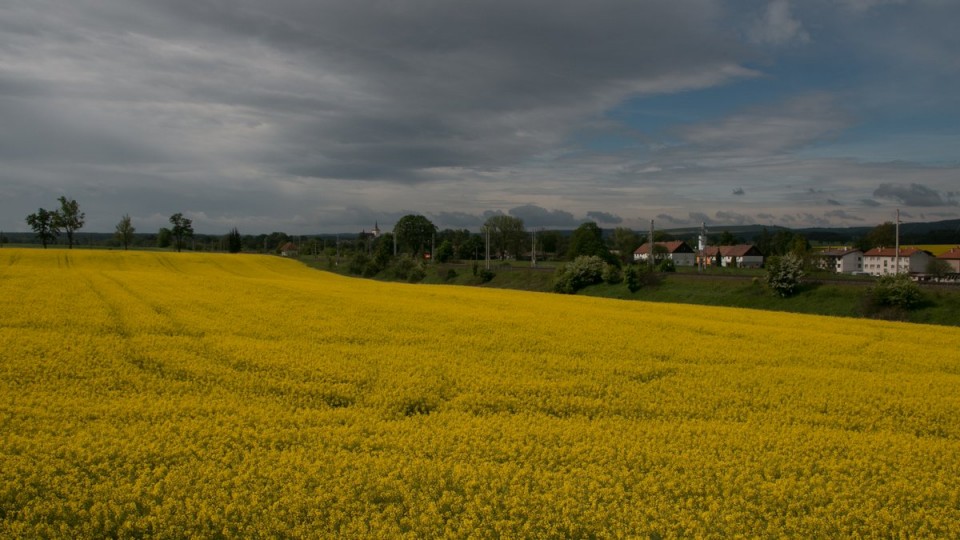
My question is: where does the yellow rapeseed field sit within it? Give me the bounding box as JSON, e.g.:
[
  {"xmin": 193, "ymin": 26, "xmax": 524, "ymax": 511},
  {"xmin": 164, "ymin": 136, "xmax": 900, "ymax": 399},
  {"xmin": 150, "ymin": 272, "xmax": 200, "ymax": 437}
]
[{"xmin": 1, "ymin": 248, "xmax": 959, "ymax": 537}]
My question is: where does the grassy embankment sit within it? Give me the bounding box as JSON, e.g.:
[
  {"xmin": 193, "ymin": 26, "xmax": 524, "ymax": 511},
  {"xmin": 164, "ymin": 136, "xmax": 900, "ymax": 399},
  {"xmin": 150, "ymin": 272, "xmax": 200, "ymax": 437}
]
[{"xmin": 303, "ymin": 256, "xmax": 960, "ymax": 326}]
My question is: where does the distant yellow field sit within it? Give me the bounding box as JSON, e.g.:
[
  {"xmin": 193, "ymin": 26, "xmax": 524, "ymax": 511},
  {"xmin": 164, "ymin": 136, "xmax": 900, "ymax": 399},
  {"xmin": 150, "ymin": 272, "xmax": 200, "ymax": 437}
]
[
  {"xmin": 2, "ymin": 249, "xmax": 959, "ymax": 537},
  {"xmin": 909, "ymin": 244, "xmax": 959, "ymax": 256}
]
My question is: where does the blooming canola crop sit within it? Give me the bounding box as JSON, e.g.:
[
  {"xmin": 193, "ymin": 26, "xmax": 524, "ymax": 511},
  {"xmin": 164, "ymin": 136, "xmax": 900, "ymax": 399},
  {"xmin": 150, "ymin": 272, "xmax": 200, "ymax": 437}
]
[{"xmin": 1, "ymin": 248, "xmax": 959, "ymax": 537}]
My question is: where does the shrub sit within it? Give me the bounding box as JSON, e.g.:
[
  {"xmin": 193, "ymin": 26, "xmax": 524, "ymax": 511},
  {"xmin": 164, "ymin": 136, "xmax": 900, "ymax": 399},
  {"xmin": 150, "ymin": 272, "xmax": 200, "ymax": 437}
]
[
  {"xmin": 869, "ymin": 274, "xmax": 924, "ymax": 310},
  {"xmin": 392, "ymin": 257, "xmax": 416, "ymax": 280},
  {"xmin": 479, "ymin": 269, "xmax": 495, "ymax": 283},
  {"xmin": 603, "ymin": 264, "xmax": 623, "ymax": 285},
  {"xmin": 624, "ymin": 264, "xmax": 659, "ymax": 293},
  {"xmin": 407, "ymin": 264, "xmax": 426, "ymax": 283},
  {"xmin": 348, "ymin": 253, "xmax": 371, "ymax": 276},
  {"xmin": 656, "ymin": 258, "xmax": 676, "ymax": 273},
  {"xmin": 765, "ymin": 253, "xmax": 804, "ymax": 297},
  {"xmin": 439, "ymin": 268, "xmax": 458, "ymax": 282},
  {"xmin": 553, "ymin": 256, "xmax": 606, "ymax": 294}
]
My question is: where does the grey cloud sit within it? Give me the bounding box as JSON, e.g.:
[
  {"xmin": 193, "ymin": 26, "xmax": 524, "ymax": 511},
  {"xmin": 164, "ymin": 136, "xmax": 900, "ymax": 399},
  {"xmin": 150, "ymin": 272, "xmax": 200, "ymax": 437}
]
[
  {"xmin": 508, "ymin": 205, "xmax": 580, "ymax": 228},
  {"xmin": 732, "ymin": 187, "xmax": 745, "ymax": 196},
  {"xmin": 688, "ymin": 212, "xmax": 712, "ymax": 225},
  {"xmin": 714, "ymin": 211, "xmax": 752, "ymax": 225},
  {"xmin": 669, "ymin": 94, "xmax": 851, "ymax": 159},
  {"xmin": 860, "ymin": 199, "xmax": 882, "ymax": 207},
  {"xmin": 656, "ymin": 214, "xmax": 689, "ymax": 225},
  {"xmin": 826, "ymin": 199, "xmax": 843, "ymax": 206},
  {"xmin": 824, "ymin": 209, "xmax": 864, "ymax": 221},
  {"xmin": 756, "ymin": 213, "xmax": 777, "ymax": 221},
  {"xmin": 873, "ymin": 183, "xmax": 957, "ymax": 207},
  {"xmin": 586, "ymin": 211, "xmax": 623, "ymax": 224}
]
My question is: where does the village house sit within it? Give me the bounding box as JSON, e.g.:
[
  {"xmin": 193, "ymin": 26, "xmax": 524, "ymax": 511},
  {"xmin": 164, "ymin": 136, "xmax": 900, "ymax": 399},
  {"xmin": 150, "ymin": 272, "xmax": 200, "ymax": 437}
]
[
  {"xmin": 280, "ymin": 242, "xmax": 299, "ymax": 257},
  {"xmin": 818, "ymin": 248, "xmax": 864, "ymax": 274},
  {"xmin": 862, "ymin": 247, "xmax": 933, "ymax": 276},
  {"xmin": 633, "ymin": 241, "xmax": 696, "ymax": 266},
  {"xmin": 700, "ymin": 245, "xmax": 765, "ymax": 269},
  {"xmin": 937, "ymin": 247, "xmax": 960, "ymax": 272}
]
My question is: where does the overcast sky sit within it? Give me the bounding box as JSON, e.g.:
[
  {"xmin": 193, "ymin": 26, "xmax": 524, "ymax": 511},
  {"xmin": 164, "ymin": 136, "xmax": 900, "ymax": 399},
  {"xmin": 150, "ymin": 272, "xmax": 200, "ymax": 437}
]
[{"xmin": 2, "ymin": 0, "xmax": 958, "ymax": 234}]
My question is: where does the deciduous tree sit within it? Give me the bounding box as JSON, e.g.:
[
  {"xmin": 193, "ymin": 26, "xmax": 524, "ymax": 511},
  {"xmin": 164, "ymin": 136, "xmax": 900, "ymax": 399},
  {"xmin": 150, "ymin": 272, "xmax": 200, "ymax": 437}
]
[
  {"xmin": 393, "ymin": 215, "xmax": 437, "ymax": 256},
  {"xmin": 169, "ymin": 213, "xmax": 194, "ymax": 252},
  {"xmin": 26, "ymin": 208, "xmax": 59, "ymax": 248},
  {"xmin": 54, "ymin": 196, "xmax": 85, "ymax": 249},
  {"xmin": 115, "ymin": 214, "xmax": 135, "ymax": 250},
  {"xmin": 483, "ymin": 215, "xmax": 526, "ymax": 259},
  {"xmin": 566, "ymin": 222, "xmax": 614, "ymax": 263}
]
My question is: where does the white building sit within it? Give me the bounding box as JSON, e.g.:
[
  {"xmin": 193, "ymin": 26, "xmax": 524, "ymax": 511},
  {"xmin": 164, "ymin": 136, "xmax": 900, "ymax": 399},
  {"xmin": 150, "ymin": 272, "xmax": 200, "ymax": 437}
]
[
  {"xmin": 862, "ymin": 247, "xmax": 933, "ymax": 276},
  {"xmin": 819, "ymin": 248, "xmax": 863, "ymax": 274},
  {"xmin": 938, "ymin": 247, "xmax": 960, "ymax": 272}
]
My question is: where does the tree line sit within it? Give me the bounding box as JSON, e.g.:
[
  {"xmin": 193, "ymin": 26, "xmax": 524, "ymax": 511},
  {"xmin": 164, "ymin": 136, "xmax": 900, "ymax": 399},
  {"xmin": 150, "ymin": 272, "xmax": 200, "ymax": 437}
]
[{"xmin": 19, "ymin": 199, "xmax": 937, "ymax": 263}]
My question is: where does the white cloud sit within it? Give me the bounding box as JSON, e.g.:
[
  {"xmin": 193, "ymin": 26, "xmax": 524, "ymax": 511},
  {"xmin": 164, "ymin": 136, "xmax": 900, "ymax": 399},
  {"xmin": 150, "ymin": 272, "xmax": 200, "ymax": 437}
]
[{"xmin": 749, "ymin": 0, "xmax": 810, "ymax": 46}]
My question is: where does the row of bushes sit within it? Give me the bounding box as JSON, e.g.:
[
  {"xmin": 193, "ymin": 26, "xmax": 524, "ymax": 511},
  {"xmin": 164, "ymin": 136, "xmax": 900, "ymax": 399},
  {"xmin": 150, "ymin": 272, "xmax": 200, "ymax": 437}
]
[
  {"xmin": 553, "ymin": 256, "xmax": 662, "ymax": 294},
  {"xmin": 347, "ymin": 254, "xmax": 497, "ymax": 285}
]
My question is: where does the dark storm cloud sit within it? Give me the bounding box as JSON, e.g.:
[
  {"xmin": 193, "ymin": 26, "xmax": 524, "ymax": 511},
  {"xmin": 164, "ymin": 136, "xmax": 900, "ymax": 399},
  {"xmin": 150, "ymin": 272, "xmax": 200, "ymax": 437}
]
[
  {"xmin": 586, "ymin": 211, "xmax": 623, "ymax": 225},
  {"xmin": 508, "ymin": 205, "xmax": 580, "ymax": 228},
  {"xmin": 873, "ymin": 183, "xmax": 957, "ymax": 207},
  {"xmin": 431, "ymin": 212, "xmax": 486, "ymax": 229},
  {"xmin": 4, "ymin": 0, "xmax": 743, "ymax": 183}
]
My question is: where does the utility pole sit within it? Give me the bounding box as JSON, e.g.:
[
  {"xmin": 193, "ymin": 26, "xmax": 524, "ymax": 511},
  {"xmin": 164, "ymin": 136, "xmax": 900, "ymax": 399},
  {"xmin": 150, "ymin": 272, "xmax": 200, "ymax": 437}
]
[
  {"xmin": 531, "ymin": 229, "xmax": 537, "ymax": 268},
  {"xmin": 485, "ymin": 226, "xmax": 491, "ymax": 270},
  {"xmin": 648, "ymin": 219, "xmax": 655, "ymax": 270},
  {"xmin": 698, "ymin": 222, "xmax": 707, "ymax": 272},
  {"xmin": 894, "ymin": 208, "xmax": 900, "ymax": 275}
]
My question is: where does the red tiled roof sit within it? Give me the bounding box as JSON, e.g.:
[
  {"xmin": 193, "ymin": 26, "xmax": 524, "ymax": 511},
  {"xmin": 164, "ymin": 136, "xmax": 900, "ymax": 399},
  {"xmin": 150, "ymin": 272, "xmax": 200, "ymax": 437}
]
[
  {"xmin": 280, "ymin": 242, "xmax": 298, "ymax": 251},
  {"xmin": 820, "ymin": 248, "xmax": 862, "ymax": 257},
  {"xmin": 633, "ymin": 241, "xmax": 693, "ymax": 255},
  {"xmin": 863, "ymin": 247, "xmax": 927, "ymax": 257},
  {"xmin": 702, "ymin": 245, "xmax": 762, "ymax": 257},
  {"xmin": 938, "ymin": 247, "xmax": 960, "ymax": 260},
  {"xmin": 719, "ymin": 244, "xmax": 761, "ymax": 257}
]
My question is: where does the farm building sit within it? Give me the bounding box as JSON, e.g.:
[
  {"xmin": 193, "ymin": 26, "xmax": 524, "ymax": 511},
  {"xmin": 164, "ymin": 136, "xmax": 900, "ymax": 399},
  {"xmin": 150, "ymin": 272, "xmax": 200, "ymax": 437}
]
[
  {"xmin": 700, "ymin": 245, "xmax": 765, "ymax": 269},
  {"xmin": 633, "ymin": 241, "xmax": 696, "ymax": 266}
]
